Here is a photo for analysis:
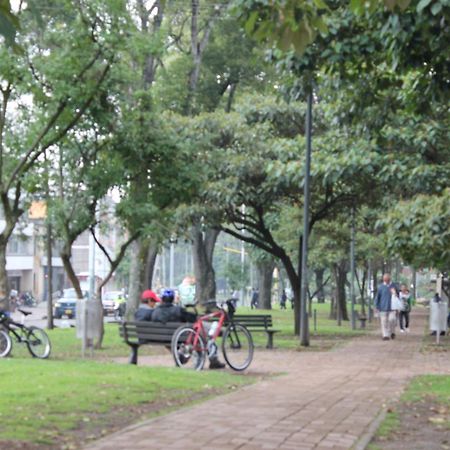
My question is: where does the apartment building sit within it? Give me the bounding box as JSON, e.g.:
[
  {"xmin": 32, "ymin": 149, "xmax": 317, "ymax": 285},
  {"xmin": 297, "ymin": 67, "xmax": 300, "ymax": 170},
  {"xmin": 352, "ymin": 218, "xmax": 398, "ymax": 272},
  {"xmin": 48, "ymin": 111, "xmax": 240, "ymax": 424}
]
[{"xmin": 3, "ymin": 199, "xmax": 121, "ymax": 301}]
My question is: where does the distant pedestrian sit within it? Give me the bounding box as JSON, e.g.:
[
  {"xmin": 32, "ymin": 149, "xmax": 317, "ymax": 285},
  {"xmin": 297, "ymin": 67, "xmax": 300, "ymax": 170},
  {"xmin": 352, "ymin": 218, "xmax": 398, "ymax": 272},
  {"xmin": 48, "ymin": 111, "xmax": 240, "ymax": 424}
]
[
  {"xmin": 399, "ymin": 285, "xmax": 412, "ymax": 333},
  {"xmin": 280, "ymin": 290, "xmax": 287, "ymax": 310},
  {"xmin": 374, "ymin": 273, "xmax": 397, "ymax": 341},
  {"xmin": 251, "ymin": 288, "xmax": 259, "ymax": 309}
]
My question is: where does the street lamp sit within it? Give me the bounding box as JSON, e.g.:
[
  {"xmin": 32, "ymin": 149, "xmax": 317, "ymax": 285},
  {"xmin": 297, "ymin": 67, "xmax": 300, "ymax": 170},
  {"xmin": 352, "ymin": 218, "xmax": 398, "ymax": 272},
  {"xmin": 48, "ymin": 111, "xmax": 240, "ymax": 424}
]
[{"xmin": 300, "ymin": 89, "xmax": 313, "ymax": 347}]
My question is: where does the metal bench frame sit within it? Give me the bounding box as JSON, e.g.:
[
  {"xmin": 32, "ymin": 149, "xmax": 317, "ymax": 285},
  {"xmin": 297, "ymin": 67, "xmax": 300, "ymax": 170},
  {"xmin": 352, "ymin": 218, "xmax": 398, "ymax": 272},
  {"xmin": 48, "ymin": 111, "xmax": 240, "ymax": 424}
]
[
  {"xmin": 120, "ymin": 321, "xmax": 184, "ymax": 364},
  {"xmin": 232, "ymin": 314, "xmax": 280, "ymax": 349}
]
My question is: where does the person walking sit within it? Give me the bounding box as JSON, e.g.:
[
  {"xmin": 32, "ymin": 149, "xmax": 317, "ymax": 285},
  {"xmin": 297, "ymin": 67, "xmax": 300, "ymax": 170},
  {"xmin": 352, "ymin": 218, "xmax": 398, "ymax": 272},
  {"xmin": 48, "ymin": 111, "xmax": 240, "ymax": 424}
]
[
  {"xmin": 399, "ymin": 285, "xmax": 412, "ymax": 333},
  {"xmin": 374, "ymin": 273, "xmax": 397, "ymax": 341},
  {"xmin": 250, "ymin": 288, "xmax": 259, "ymax": 309},
  {"xmin": 280, "ymin": 289, "xmax": 287, "ymax": 310}
]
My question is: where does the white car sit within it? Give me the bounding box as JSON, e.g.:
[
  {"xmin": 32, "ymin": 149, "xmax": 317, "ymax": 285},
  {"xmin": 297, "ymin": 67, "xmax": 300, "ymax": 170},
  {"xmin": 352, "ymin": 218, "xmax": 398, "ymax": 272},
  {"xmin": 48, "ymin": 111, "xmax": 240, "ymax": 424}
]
[{"xmin": 102, "ymin": 291, "xmax": 123, "ymax": 315}]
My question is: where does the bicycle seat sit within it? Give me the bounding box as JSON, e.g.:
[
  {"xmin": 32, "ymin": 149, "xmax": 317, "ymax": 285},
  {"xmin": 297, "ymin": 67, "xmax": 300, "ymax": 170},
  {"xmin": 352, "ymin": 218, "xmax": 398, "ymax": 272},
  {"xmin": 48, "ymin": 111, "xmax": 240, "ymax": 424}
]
[{"xmin": 18, "ymin": 309, "xmax": 32, "ymax": 316}]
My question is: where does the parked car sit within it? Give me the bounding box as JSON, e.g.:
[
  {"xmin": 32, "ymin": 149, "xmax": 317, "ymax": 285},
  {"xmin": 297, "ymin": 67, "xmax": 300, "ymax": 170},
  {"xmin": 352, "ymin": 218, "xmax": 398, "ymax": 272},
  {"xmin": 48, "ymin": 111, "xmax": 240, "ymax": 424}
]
[
  {"xmin": 102, "ymin": 291, "xmax": 123, "ymax": 316},
  {"xmin": 53, "ymin": 288, "xmax": 88, "ymax": 319}
]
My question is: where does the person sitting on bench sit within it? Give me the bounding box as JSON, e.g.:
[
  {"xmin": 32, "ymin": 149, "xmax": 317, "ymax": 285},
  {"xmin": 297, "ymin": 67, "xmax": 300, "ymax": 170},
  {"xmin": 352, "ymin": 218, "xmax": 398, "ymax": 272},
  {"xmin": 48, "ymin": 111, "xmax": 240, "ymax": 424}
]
[
  {"xmin": 152, "ymin": 289, "xmax": 225, "ymax": 369},
  {"xmin": 134, "ymin": 290, "xmax": 161, "ymax": 321}
]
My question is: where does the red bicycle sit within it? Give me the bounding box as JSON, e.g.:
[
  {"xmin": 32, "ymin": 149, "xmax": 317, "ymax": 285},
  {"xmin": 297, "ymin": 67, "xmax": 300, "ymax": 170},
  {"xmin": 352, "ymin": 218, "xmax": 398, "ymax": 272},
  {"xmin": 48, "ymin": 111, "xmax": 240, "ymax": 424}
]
[{"xmin": 171, "ymin": 300, "xmax": 254, "ymax": 371}]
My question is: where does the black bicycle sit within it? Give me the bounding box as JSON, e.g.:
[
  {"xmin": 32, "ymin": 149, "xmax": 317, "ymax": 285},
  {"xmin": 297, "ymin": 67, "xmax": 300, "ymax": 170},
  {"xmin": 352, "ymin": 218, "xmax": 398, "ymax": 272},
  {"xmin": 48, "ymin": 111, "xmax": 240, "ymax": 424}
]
[{"xmin": 0, "ymin": 309, "xmax": 51, "ymax": 359}]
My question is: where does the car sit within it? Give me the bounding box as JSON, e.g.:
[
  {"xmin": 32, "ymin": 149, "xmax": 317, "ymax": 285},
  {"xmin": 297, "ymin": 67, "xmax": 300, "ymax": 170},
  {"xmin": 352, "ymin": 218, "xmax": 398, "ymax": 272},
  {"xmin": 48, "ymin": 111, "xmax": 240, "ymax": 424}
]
[
  {"xmin": 102, "ymin": 291, "xmax": 124, "ymax": 315},
  {"xmin": 53, "ymin": 288, "xmax": 88, "ymax": 319}
]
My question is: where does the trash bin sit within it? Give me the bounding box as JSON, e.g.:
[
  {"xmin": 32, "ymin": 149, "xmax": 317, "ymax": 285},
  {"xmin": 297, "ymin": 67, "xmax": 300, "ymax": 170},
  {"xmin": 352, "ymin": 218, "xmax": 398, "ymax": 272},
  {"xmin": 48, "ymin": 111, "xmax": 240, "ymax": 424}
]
[
  {"xmin": 429, "ymin": 299, "xmax": 448, "ymax": 334},
  {"xmin": 76, "ymin": 299, "xmax": 102, "ymax": 341}
]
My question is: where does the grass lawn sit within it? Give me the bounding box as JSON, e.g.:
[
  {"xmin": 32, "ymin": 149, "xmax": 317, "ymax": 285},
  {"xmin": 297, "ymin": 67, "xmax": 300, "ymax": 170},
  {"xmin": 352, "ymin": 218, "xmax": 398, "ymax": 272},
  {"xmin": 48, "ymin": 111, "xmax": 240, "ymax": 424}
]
[
  {"xmin": 4, "ymin": 301, "xmax": 369, "ymax": 361},
  {"xmin": 369, "ymin": 375, "xmax": 450, "ymax": 450},
  {"xmin": 0, "ymin": 358, "xmax": 252, "ymax": 448}
]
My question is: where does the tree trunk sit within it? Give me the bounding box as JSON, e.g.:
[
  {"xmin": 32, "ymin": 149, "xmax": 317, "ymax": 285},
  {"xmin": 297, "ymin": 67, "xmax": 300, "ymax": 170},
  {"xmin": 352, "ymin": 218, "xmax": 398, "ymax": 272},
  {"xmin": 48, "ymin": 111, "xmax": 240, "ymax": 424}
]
[
  {"xmin": 333, "ymin": 262, "xmax": 349, "ymax": 321},
  {"xmin": 192, "ymin": 227, "xmax": 219, "ymax": 304},
  {"xmin": 358, "ymin": 267, "xmax": 367, "ymax": 316},
  {"xmin": 126, "ymin": 238, "xmax": 149, "ymax": 320},
  {"xmin": 60, "ymin": 248, "xmax": 83, "ymax": 298},
  {"xmin": 372, "ymin": 267, "xmax": 379, "ymax": 297},
  {"xmin": 293, "ymin": 284, "xmax": 301, "ymax": 335},
  {"xmin": 144, "ymin": 242, "xmax": 158, "ymax": 288},
  {"xmin": 329, "ymin": 292, "xmax": 336, "ymax": 320},
  {"xmin": 315, "ymin": 268, "xmax": 326, "ymax": 303},
  {"xmin": 0, "ymin": 240, "xmax": 9, "ymax": 311},
  {"xmin": 256, "ymin": 259, "xmax": 274, "ymax": 310}
]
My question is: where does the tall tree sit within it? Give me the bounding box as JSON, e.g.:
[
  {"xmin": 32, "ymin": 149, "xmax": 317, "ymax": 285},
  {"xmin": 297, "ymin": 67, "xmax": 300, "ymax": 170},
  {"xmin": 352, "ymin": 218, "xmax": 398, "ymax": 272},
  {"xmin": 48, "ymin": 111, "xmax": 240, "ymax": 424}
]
[{"xmin": 0, "ymin": 0, "xmax": 120, "ymax": 310}]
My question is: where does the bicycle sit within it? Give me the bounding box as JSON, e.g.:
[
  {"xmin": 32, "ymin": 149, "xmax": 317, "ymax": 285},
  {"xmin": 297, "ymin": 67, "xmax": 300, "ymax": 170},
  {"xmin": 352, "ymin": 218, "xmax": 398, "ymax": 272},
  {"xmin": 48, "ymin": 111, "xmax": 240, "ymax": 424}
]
[
  {"xmin": 171, "ymin": 299, "xmax": 254, "ymax": 371},
  {"xmin": 0, "ymin": 309, "xmax": 51, "ymax": 359}
]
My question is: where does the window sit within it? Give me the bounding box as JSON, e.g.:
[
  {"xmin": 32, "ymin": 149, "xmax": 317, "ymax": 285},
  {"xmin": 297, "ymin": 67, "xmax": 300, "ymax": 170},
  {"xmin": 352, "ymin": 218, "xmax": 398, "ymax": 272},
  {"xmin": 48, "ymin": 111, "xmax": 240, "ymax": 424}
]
[{"xmin": 7, "ymin": 236, "xmax": 32, "ymax": 256}]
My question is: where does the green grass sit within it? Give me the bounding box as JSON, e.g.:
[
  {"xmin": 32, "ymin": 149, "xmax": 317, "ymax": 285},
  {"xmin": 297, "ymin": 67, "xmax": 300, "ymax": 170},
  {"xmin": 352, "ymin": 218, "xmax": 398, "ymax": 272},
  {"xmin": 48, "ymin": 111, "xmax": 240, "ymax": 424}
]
[
  {"xmin": 7, "ymin": 301, "xmax": 368, "ymax": 361},
  {"xmin": 370, "ymin": 375, "xmax": 450, "ymax": 448},
  {"xmin": 0, "ymin": 358, "xmax": 251, "ymax": 445},
  {"xmin": 402, "ymin": 375, "xmax": 450, "ymax": 405},
  {"xmin": 237, "ymin": 303, "xmax": 368, "ymax": 350}
]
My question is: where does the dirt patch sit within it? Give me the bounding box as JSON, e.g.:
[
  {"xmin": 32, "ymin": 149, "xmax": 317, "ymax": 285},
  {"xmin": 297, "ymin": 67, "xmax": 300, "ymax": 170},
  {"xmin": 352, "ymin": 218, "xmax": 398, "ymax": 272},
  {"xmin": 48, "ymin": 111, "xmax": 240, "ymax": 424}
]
[
  {"xmin": 0, "ymin": 388, "xmax": 231, "ymax": 450},
  {"xmin": 371, "ymin": 397, "xmax": 450, "ymax": 450}
]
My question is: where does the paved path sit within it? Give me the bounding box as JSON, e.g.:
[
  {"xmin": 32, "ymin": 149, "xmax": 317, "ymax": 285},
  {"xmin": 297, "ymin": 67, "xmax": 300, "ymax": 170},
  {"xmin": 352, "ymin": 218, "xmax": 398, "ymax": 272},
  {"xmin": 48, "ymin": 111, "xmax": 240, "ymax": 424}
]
[{"xmin": 86, "ymin": 310, "xmax": 450, "ymax": 450}]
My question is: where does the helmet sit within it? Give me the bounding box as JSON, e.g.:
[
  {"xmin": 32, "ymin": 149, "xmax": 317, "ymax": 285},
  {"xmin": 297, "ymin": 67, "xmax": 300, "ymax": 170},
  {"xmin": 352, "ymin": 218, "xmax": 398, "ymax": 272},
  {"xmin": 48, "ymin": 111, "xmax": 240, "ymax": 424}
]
[{"xmin": 161, "ymin": 289, "xmax": 175, "ymax": 303}]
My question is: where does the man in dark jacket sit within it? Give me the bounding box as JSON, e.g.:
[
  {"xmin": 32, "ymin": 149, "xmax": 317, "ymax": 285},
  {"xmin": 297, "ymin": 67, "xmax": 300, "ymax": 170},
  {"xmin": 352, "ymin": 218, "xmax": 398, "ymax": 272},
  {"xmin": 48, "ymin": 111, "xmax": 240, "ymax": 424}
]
[
  {"xmin": 134, "ymin": 290, "xmax": 161, "ymax": 321},
  {"xmin": 374, "ymin": 273, "xmax": 397, "ymax": 340},
  {"xmin": 151, "ymin": 289, "xmax": 186, "ymax": 323},
  {"xmin": 153, "ymin": 289, "xmax": 225, "ymax": 369}
]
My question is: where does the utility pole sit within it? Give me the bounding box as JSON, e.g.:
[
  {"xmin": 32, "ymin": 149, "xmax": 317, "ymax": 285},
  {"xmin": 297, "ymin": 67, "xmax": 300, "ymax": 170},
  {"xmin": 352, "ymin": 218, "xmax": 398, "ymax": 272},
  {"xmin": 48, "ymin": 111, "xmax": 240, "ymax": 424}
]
[
  {"xmin": 161, "ymin": 247, "xmax": 166, "ymax": 287},
  {"xmin": 88, "ymin": 230, "xmax": 96, "ymax": 300},
  {"xmin": 350, "ymin": 207, "xmax": 356, "ymax": 330},
  {"xmin": 44, "ymin": 151, "xmax": 54, "ymax": 330},
  {"xmin": 300, "ymin": 89, "xmax": 313, "ymax": 347},
  {"xmin": 169, "ymin": 240, "xmax": 175, "ymax": 287},
  {"xmin": 240, "ymin": 205, "xmax": 246, "ymax": 306}
]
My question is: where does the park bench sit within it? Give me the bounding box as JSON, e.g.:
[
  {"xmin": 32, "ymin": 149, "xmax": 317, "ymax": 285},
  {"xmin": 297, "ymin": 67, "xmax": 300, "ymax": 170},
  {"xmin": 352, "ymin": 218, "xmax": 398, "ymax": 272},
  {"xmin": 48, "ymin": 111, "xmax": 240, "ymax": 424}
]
[
  {"xmin": 232, "ymin": 314, "xmax": 279, "ymax": 349},
  {"xmin": 354, "ymin": 311, "xmax": 367, "ymax": 329},
  {"xmin": 120, "ymin": 321, "xmax": 184, "ymax": 365}
]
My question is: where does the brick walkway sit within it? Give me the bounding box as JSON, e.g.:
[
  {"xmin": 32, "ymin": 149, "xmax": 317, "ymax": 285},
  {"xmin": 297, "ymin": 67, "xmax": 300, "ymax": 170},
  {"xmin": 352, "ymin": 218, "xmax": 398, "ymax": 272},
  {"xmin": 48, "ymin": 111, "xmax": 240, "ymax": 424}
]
[{"xmin": 86, "ymin": 310, "xmax": 450, "ymax": 450}]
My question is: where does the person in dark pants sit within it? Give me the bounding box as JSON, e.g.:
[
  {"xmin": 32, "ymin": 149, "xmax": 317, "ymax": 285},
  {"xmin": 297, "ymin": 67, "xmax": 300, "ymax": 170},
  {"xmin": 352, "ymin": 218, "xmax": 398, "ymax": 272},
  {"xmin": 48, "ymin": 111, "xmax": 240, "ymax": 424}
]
[
  {"xmin": 399, "ymin": 285, "xmax": 412, "ymax": 333},
  {"xmin": 250, "ymin": 288, "xmax": 259, "ymax": 309},
  {"xmin": 153, "ymin": 289, "xmax": 225, "ymax": 369},
  {"xmin": 280, "ymin": 289, "xmax": 287, "ymax": 310}
]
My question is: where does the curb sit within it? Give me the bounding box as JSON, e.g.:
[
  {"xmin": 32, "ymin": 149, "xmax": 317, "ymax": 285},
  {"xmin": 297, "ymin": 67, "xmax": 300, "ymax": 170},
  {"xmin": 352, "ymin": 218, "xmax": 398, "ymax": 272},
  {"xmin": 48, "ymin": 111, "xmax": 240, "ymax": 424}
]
[{"xmin": 352, "ymin": 408, "xmax": 386, "ymax": 450}]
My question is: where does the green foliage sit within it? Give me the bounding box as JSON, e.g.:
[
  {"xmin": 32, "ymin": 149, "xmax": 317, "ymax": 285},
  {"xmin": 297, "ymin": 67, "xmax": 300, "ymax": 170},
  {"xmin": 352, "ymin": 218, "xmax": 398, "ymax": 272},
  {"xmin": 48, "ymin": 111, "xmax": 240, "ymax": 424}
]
[
  {"xmin": 0, "ymin": 0, "xmax": 19, "ymax": 48},
  {"xmin": 379, "ymin": 190, "xmax": 450, "ymax": 270},
  {"xmin": 224, "ymin": 260, "xmax": 249, "ymax": 291},
  {"xmin": 234, "ymin": 0, "xmax": 444, "ymax": 58}
]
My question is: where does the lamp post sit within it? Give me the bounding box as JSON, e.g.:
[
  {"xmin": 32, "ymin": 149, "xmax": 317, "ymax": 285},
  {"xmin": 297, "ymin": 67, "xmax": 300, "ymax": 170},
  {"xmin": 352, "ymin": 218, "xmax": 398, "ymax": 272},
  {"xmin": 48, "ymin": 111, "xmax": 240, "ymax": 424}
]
[
  {"xmin": 350, "ymin": 207, "xmax": 356, "ymax": 330},
  {"xmin": 169, "ymin": 236, "xmax": 177, "ymax": 288},
  {"xmin": 300, "ymin": 89, "xmax": 313, "ymax": 347}
]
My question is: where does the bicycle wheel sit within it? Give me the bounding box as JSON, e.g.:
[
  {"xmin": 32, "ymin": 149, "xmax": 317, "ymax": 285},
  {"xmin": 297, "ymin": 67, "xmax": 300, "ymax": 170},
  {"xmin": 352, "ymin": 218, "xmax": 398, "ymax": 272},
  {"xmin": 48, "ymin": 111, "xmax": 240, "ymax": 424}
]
[
  {"xmin": 171, "ymin": 326, "xmax": 206, "ymax": 371},
  {"xmin": 0, "ymin": 329, "xmax": 12, "ymax": 357},
  {"xmin": 222, "ymin": 323, "xmax": 254, "ymax": 371},
  {"xmin": 26, "ymin": 326, "xmax": 51, "ymax": 359}
]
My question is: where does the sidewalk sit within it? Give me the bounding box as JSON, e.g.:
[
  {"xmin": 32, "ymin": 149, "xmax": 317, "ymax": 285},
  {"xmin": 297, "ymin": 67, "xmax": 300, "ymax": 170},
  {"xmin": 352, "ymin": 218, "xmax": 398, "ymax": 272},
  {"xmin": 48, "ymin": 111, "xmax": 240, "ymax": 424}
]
[{"xmin": 85, "ymin": 310, "xmax": 450, "ymax": 450}]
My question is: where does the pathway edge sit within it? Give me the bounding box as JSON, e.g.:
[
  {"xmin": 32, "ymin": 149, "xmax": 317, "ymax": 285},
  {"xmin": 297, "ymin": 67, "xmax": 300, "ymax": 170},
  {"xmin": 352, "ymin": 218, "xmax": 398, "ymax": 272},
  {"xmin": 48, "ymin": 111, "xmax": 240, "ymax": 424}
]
[{"xmin": 352, "ymin": 408, "xmax": 386, "ymax": 450}]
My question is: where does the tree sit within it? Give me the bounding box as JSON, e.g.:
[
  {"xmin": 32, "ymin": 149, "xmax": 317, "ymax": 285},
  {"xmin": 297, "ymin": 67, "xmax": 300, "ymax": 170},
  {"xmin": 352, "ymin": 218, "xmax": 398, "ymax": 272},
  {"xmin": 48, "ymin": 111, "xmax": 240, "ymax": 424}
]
[
  {"xmin": 379, "ymin": 189, "xmax": 450, "ymax": 272},
  {"xmin": 0, "ymin": 0, "xmax": 120, "ymax": 310}
]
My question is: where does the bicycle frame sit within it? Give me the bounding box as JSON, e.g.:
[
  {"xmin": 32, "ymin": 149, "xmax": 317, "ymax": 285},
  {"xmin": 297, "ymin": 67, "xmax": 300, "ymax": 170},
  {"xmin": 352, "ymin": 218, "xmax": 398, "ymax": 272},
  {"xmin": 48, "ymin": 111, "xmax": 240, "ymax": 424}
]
[
  {"xmin": 1, "ymin": 317, "xmax": 30, "ymax": 344},
  {"xmin": 188, "ymin": 309, "xmax": 227, "ymax": 351}
]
